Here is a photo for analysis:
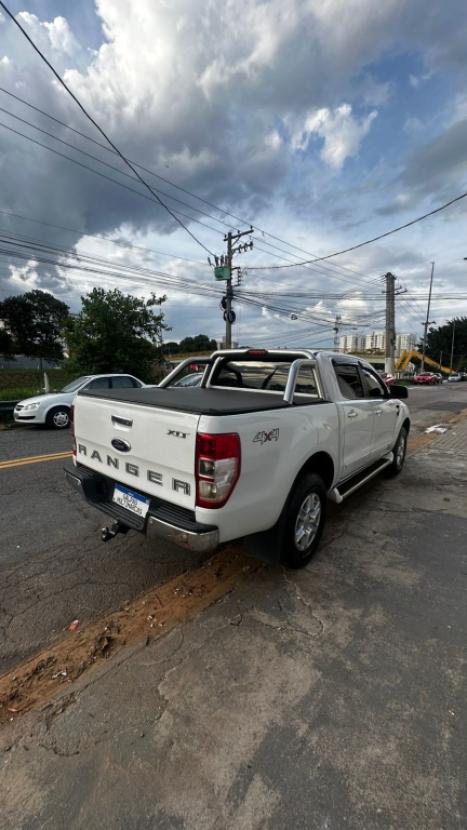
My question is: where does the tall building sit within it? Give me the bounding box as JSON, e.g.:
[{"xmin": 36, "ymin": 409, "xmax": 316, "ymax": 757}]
[
  {"xmin": 339, "ymin": 331, "xmax": 416, "ymax": 355},
  {"xmin": 339, "ymin": 334, "xmax": 365, "ymax": 352},
  {"xmin": 363, "ymin": 331, "xmax": 384, "ymax": 351},
  {"xmin": 396, "ymin": 333, "xmax": 416, "ymax": 353},
  {"xmin": 338, "ymin": 334, "xmax": 365, "ymax": 353}
]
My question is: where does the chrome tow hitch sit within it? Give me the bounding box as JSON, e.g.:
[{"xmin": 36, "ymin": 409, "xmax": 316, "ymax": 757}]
[{"xmin": 101, "ymin": 521, "xmax": 129, "ymax": 543}]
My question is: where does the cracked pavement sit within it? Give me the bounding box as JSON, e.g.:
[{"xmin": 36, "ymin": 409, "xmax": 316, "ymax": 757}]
[
  {"xmin": 1, "ymin": 387, "xmax": 467, "ymax": 828},
  {"xmin": 0, "ymin": 428, "xmax": 210, "ymax": 674}
]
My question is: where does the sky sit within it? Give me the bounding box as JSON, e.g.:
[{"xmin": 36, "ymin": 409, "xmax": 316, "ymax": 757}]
[{"xmin": 1, "ymin": 0, "xmax": 467, "ymax": 349}]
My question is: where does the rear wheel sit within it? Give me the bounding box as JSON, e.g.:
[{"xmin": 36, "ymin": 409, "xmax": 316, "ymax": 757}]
[
  {"xmin": 384, "ymin": 425, "xmax": 408, "ymax": 477},
  {"xmin": 46, "ymin": 406, "xmax": 70, "ymax": 430},
  {"xmin": 281, "ymin": 473, "xmax": 327, "ymax": 569}
]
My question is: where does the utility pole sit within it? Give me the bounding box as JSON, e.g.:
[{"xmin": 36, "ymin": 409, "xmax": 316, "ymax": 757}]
[
  {"xmin": 450, "ymin": 319, "xmax": 456, "ymax": 373},
  {"xmin": 384, "ymin": 272, "xmax": 396, "ymax": 374},
  {"xmin": 225, "ymin": 232, "xmax": 234, "ymax": 349},
  {"xmin": 421, "ymin": 261, "xmax": 435, "ymax": 373},
  {"xmin": 222, "ymin": 228, "xmax": 253, "ymax": 348},
  {"xmin": 333, "ymin": 314, "xmax": 342, "ymax": 351}
]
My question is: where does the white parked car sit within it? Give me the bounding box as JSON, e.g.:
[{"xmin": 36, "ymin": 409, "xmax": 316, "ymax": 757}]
[{"xmin": 14, "ymin": 374, "xmax": 145, "ymax": 429}]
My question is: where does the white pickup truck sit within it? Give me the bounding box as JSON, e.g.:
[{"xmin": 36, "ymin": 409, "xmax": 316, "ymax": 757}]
[{"xmin": 65, "ymin": 349, "xmax": 410, "ymax": 568}]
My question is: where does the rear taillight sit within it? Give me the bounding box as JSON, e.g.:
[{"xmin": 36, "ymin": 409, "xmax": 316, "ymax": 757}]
[{"xmin": 195, "ymin": 432, "xmax": 241, "ymax": 509}]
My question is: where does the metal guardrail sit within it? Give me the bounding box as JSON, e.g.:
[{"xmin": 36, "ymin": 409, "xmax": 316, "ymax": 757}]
[{"xmin": 0, "ymin": 400, "xmax": 19, "ymax": 414}]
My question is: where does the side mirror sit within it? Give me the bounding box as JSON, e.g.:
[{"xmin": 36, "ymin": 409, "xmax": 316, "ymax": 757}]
[{"xmin": 389, "ymin": 384, "xmax": 408, "ymax": 399}]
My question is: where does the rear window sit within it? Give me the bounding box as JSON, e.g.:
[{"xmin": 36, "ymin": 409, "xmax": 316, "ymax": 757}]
[
  {"xmin": 84, "ymin": 377, "xmax": 111, "ymax": 390},
  {"xmin": 210, "ymin": 361, "xmax": 320, "ymax": 398},
  {"xmin": 111, "ymin": 376, "xmax": 140, "ymax": 388}
]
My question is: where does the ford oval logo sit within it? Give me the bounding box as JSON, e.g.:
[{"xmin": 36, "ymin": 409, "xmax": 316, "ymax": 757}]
[{"xmin": 111, "ymin": 438, "xmax": 131, "ymax": 453}]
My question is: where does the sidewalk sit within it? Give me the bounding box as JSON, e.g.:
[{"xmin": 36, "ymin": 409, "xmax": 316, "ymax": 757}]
[{"xmin": 2, "ymin": 416, "xmax": 467, "ymax": 829}]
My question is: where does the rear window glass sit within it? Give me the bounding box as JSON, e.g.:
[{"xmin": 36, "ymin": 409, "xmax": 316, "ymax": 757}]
[
  {"xmin": 211, "ymin": 361, "xmax": 320, "ymax": 398},
  {"xmin": 85, "ymin": 377, "xmax": 111, "ymax": 390},
  {"xmin": 111, "ymin": 376, "xmax": 139, "ymax": 389}
]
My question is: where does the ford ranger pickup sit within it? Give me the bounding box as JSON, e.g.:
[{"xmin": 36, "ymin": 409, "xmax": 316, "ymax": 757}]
[{"xmin": 65, "ymin": 349, "xmax": 410, "ymax": 568}]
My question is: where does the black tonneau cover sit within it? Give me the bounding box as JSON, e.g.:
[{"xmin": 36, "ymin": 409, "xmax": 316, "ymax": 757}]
[{"xmin": 79, "ymin": 386, "xmax": 323, "ymax": 416}]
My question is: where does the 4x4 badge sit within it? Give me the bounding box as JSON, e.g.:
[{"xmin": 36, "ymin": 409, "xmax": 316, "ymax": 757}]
[{"xmin": 253, "ymin": 429, "xmax": 279, "ymax": 445}]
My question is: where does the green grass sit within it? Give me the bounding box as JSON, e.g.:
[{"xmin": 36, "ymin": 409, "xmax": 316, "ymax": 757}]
[
  {"xmin": 0, "ymin": 386, "xmax": 41, "ymax": 401},
  {"xmin": 0, "ymin": 368, "xmax": 75, "ymax": 401}
]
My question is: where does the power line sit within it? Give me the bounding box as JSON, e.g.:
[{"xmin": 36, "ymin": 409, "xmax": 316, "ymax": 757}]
[
  {"xmin": 0, "ymin": 104, "xmax": 248, "ymax": 231},
  {"xmin": 0, "ymin": 1, "xmax": 215, "ymax": 257},
  {"xmin": 0, "ymin": 120, "xmax": 227, "ymax": 241},
  {"xmin": 248, "ymin": 192, "xmax": 467, "ymax": 270},
  {"xmin": 0, "ymin": 84, "xmax": 381, "ymax": 286},
  {"xmin": 0, "ymin": 115, "xmax": 378, "ymax": 292},
  {"xmin": 0, "ymin": 209, "xmax": 205, "ymax": 266},
  {"xmin": 0, "ymin": 103, "xmax": 381, "ymax": 288}
]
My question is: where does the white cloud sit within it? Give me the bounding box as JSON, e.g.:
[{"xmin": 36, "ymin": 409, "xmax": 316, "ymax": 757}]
[
  {"xmin": 404, "ymin": 116, "xmax": 424, "ymax": 134},
  {"xmin": 292, "ymin": 104, "xmax": 378, "ymax": 170},
  {"xmin": 17, "ymin": 12, "xmax": 79, "ymax": 57},
  {"xmin": 2, "ymin": 0, "xmax": 467, "ymax": 342},
  {"xmin": 8, "ymin": 260, "xmax": 39, "ymax": 290},
  {"xmin": 409, "ymin": 70, "xmax": 433, "ymax": 88}
]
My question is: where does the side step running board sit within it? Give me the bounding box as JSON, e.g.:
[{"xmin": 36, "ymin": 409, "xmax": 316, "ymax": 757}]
[{"xmin": 329, "ymin": 453, "xmax": 393, "ymax": 504}]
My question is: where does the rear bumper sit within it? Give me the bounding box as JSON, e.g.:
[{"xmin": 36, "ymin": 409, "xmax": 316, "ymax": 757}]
[
  {"xmin": 64, "ymin": 465, "xmax": 219, "ymax": 553},
  {"xmin": 146, "ymin": 515, "xmax": 219, "ymax": 552}
]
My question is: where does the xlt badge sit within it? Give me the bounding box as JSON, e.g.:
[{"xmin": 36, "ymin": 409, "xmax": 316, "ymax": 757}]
[{"xmin": 168, "ymin": 429, "xmax": 188, "ymax": 439}]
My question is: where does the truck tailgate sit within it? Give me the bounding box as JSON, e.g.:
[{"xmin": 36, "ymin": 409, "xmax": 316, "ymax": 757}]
[{"xmin": 74, "ymin": 395, "xmax": 200, "ymax": 510}]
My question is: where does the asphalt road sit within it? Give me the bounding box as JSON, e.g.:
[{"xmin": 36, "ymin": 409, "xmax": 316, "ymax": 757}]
[
  {"xmin": 2, "ymin": 383, "xmax": 467, "ymax": 829},
  {"xmin": 1, "ymin": 383, "xmax": 466, "ymax": 674}
]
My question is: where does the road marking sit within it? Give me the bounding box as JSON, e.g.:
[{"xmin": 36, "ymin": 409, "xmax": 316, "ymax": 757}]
[{"xmin": 0, "ymin": 450, "xmax": 72, "ymax": 470}]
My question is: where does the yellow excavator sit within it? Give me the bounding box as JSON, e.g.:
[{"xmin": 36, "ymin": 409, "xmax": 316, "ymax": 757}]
[{"xmin": 396, "ymin": 350, "xmax": 454, "ymax": 375}]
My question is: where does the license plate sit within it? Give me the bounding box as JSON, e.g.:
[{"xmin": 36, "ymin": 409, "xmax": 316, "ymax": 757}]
[{"xmin": 112, "ymin": 484, "xmax": 149, "ymax": 518}]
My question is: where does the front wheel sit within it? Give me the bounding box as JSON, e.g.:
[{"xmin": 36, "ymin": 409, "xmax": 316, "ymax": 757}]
[
  {"xmin": 281, "ymin": 473, "xmax": 327, "ymax": 569},
  {"xmin": 384, "ymin": 425, "xmax": 408, "ymax": 477},
  {"xmin": 46, "ymin": 406, "xmax": 70, "ymax": 430}
]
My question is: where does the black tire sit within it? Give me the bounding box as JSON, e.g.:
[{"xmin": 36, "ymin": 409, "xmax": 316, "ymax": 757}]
[
  {"xmin": 281, "ymin": 473, "xmax": 327, "ymax": 569},
  {"xmin": 384, "ymin": 425, "xmax": 408, "ymax": 477},
  {"xmin": 46, "ymin": 406, "xmax": 70, "ymax": 430}
]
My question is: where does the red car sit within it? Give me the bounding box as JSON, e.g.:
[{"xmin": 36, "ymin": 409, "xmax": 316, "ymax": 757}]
[{"xmin": 413, "ymin": 372, "xmax": 440, "ymax": 385}]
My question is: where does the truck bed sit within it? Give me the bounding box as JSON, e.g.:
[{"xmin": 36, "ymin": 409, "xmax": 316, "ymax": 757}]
[{"xmin": 78, "ymin": 386, "xmax": 323, "ymax": 415}]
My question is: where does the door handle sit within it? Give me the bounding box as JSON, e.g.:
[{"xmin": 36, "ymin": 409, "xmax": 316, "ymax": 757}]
[
  {"xmin": 347, "ymin": 409, "xmax": 358, "ymax": 418},
  {"xmin": 374, "ymin": 409, "xmax": 383, "ymax": 416}
]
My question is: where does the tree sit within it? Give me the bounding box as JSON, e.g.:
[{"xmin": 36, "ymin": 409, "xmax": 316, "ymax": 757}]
[
  {"xmin": 0, "ymin": 289, "xmax": 69, "ymax": 367},
  {"xmin": 177, "ymin": 334, "xmax": 218, "ymax": 354},
  {"xmin": 0, "ymin": 327, "xmax": 14, "ymax": 358},
  {"xmin": 425, "ymin": 317, "xmax": 467, "ymax": 370},
  {"xmin": 66, "ymin": 288, "xmax": 169, "ymax": 380}
]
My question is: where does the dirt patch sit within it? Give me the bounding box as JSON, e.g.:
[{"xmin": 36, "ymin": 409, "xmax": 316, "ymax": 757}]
[{"xmin": 0, "ymin": 549, "xmax": 260, "ymax": 724}]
